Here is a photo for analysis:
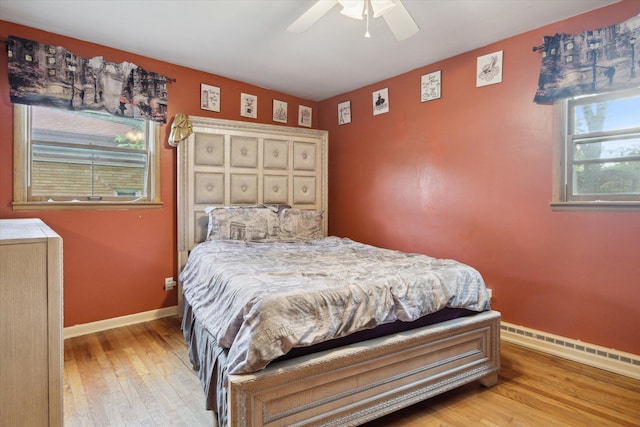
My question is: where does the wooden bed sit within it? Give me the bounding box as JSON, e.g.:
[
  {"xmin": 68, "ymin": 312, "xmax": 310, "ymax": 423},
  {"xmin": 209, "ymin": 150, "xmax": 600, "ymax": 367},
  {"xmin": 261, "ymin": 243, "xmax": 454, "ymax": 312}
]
[{"xmin": 175, "ymin": 116, "xmax": 500, "ymax": 426}]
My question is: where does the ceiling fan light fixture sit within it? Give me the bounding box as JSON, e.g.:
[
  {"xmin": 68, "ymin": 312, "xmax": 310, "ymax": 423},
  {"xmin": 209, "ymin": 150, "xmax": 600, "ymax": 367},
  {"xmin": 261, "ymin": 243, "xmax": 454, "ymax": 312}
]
[
  {"xmin": 288, "ymin": 0, "xmax": 418, "ymax": 41},
  {"xmin": 338, "ymin": 0, "xmax": 396, "ymax": 20}
]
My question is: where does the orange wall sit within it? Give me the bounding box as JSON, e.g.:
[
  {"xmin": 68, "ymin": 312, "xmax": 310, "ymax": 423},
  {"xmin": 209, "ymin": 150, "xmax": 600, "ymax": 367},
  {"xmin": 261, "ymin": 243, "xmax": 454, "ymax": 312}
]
[
  {"xmin": 319, "ymin": 0, "xmax": 640, "ymax": 355},
  {"xmin": 2, "ymin": 2, "xmax": 639, "ymax": 354},
  {"xmin": 0, "ymin": 21, "xmax": 318, "ymax": 327}
]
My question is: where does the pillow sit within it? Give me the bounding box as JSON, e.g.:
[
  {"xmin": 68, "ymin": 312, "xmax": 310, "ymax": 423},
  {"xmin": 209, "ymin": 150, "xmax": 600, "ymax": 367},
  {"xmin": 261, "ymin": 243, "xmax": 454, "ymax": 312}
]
[
  {"xmin": 278, "ymin": 208, "xmax": 324, "ymax": 239},
  {"xmin": 206, "ymin": 206, "xmax": 280, "ymax": 241}
]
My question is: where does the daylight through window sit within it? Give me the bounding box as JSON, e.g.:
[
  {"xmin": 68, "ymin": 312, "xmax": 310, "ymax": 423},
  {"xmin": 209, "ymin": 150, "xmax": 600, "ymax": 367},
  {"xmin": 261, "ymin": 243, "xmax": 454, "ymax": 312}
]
[
  {"xmin": 13, "ymin": 104, "xmax": 161, "ymax": 209},
  {"xmin": 554, "ymin": 88, "xmax": 640, "ymax": 209}
]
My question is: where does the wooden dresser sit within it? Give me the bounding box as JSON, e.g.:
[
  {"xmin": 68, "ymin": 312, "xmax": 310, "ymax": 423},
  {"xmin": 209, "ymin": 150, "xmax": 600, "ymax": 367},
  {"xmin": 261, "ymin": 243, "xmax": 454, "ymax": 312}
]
[{"xmin": 0, "ymin": 218, "xmax": 63, "ymax": 427}]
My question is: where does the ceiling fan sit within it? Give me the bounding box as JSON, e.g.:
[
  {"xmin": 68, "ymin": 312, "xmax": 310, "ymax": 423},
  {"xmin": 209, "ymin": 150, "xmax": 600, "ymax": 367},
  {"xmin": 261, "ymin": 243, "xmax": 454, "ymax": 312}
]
[{"xmin": 287, "ymin": 0, "xmax": 420, "ymax": 41}]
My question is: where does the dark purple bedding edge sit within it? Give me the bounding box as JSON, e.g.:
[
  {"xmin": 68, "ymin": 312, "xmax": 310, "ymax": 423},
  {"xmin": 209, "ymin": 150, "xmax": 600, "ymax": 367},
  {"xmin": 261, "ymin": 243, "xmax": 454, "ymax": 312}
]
[{"xmin": 275, "ymin": 307, "xmax": 478, "ymax": 362}]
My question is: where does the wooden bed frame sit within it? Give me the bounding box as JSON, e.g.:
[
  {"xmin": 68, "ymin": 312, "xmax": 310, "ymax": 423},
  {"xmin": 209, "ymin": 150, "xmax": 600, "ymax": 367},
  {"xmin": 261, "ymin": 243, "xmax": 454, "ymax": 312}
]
[{"xmin": 176, "ymin": 116, "xmax": 500, "ymax": 426}]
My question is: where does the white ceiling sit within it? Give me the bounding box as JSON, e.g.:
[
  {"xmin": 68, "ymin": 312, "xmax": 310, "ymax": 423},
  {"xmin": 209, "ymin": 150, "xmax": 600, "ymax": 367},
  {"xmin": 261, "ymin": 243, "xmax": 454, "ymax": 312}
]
[{"xmin": 0, "ymin": 0, "xmax": 619, "ymax": 101}]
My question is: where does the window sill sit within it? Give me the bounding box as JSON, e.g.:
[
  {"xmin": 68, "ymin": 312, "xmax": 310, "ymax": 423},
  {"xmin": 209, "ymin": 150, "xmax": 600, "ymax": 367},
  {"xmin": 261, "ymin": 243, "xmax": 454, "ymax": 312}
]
[
  {"xmin": 550, "ymin": 201, "xmax": 640, "ymax": 212},
  {"xmin": 12, "ymin": 201, "xmax": 163, "ymax": 211}
]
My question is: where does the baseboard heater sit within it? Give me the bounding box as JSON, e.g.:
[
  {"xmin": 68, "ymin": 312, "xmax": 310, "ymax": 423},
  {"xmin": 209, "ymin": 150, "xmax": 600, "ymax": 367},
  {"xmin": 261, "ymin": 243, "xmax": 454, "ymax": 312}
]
[{"xmin": 501, "ymin": 321, "xmax": 640, "ymax": 380}]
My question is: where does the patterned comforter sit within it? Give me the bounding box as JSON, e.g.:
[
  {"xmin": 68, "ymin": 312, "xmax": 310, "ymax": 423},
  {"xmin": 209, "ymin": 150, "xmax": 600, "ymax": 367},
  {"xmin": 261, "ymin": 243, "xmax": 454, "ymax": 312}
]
[{"xmin": 180, "ymin": 237, "xmax": 491, "ymax": 374}]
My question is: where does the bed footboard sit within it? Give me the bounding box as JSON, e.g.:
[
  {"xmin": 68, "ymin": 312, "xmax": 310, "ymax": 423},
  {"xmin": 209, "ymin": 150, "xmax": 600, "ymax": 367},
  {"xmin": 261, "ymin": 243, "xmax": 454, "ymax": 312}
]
[{"xmin": 228, "ymin": 310, "xmax": 500, "ymax": 427}]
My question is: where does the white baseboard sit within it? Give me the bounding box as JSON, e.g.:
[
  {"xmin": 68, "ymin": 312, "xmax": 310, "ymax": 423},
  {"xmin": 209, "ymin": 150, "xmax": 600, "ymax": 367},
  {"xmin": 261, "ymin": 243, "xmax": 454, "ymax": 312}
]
[
  {"xmin": 64, "ymin": 305, "xmax": 179, "ymax": 339},
  {"xmin": 501, "ymin": 321, "xmax": 640, "ymax": 380}
]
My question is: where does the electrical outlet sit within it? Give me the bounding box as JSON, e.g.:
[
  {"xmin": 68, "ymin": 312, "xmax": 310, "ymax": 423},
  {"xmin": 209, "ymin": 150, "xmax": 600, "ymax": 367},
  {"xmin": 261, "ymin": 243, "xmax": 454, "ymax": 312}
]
[
  {"xmin": 164, "ymin": 277, "xmax": 176, "ymax": 291},
  {"xmin": 487, "ymin": 288, "xmax": 493, "ymax": 300}
]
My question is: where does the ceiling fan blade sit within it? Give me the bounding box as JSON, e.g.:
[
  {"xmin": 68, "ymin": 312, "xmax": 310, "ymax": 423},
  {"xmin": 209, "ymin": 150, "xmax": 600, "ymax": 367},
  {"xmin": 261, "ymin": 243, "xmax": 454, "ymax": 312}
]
[
  {"xmin": 287, "ymin": 0, "xmax": 339, "ymax": 33},
  {"xmin": 382, "ymin": 0, "xmax": 419, "ymax": 40}
]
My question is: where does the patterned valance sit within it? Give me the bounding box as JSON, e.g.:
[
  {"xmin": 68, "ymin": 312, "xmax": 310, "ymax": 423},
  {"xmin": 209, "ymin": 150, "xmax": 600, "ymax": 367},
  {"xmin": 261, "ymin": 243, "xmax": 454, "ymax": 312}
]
[
  {"xmin": 7, "ymin": 35, "xmax": 172, "ymax": 122},
  {"xmin": 534, "ymin": 14, "xmax": 640, "ymax": 104}
]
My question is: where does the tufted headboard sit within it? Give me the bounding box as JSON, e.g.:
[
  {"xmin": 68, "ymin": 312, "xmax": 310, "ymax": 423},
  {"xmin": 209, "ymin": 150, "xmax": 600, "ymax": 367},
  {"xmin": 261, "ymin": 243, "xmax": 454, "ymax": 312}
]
[{"xmin": 176, "ymin": 116, "xmax": 328, "ymax": 308}]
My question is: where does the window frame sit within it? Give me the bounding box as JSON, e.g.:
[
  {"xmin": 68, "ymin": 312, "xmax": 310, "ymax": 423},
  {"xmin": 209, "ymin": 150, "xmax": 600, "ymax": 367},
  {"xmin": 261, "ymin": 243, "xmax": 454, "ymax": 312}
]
[
  {"xmin": 551, "ymin": 88, "xmax": 640, "ymax": 212},
  {"xmin": 12, "ymin": 104, "xmax": 162, "ymax": 210}
]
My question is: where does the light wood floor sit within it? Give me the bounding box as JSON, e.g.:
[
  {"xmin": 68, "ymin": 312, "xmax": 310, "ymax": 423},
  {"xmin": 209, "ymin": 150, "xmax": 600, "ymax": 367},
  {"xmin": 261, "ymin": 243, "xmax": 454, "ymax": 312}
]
[{"xmin": 63, "ymin": 316, "xmax": 640, "ymax": 426}]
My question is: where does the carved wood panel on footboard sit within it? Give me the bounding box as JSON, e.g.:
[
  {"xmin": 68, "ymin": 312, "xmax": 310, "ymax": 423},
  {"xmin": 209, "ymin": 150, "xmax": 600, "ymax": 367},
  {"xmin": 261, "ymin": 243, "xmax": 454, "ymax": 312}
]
[{"xmin": 228, "ymin": 310, "xmax": 501, "ymax": 427}]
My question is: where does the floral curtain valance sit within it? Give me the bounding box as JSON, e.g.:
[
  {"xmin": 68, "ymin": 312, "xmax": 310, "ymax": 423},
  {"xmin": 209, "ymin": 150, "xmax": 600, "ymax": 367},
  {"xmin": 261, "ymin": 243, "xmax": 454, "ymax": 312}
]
[
  {"xmin": 7, "ymin": 35, "xmax": 172, "ymax": 123},
  {"xmin": 534, "ymin": 14, "xmax": 640, "ymax": 104}
]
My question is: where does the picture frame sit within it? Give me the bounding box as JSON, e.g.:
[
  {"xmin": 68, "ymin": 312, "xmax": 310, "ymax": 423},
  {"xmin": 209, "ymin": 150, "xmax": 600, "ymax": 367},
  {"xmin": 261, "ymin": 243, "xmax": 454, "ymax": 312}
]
[
  {"xmin": 372, "ymin": 88, "xmax": 389, "ymax": 115},
  {"xmin": 273, "ymin": 99, "xmax": 288, "ymax": 123},
  {"xmin": 476, "ymin": 50, "xmax": 503, "ymax": 87},
  {"xmin": 200, "ymin": 83, "xmax": 220, "ymax": 112},
  {"xmin": 240, "ymin": 93, "xmax": 257, "ymax": 119},
  {"xmin": 298, "ymin": 105, "xmax": 312, "ymax": 127},
  {"xmin": 338, "ymin": 100, "xmax": 351, "ymax": 125},
  {"xmin": 421, "ymin": 70, "xmax": 441, "ymax": 102}
]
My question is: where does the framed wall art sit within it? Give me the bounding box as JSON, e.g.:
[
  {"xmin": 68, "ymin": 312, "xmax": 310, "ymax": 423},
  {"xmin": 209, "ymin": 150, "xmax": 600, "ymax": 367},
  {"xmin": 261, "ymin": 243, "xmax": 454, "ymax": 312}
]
[
  {"xmin": 338, "ymin": 100, "xmax": 351, "ymax": 125},
  {"xmin": 240, "ymin": 93, "xmax": 257, "ymax": 119},
  {"xmin": 476, "ymin": 50, "xmax": 503, "ymax": 87},
  {"xmin": 298, "ymin": 105, "xmax": 312, "ymax": 127},
  {"xmin": 273, "ymin": 99, "xmax": 288, "ymax": 123},
  {"xmin": 200, "ymin": 83, "xmax": 220, "ymax": 112},
  {"xmin": 372, "ymin": 88, "xmax": 389, "ymax": 115},
  {"xmin": 421, "ymin": 70, "xmax": 441, "ymax": 102}
]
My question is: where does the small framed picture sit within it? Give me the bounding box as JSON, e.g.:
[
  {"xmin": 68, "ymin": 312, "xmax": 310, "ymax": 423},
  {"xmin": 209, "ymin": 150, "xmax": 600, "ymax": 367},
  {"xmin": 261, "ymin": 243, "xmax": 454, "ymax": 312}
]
[
  {"xmin": 273, "ymin": 99, "xmax": 288, "ymax": 123},
  {"xmin": 476, "ymin": 50, "xmax": 503, "ymax": 87},
  {"xmin": 298, "ymin": 105, "xmax": 312, "ymax": 127},
  {"xmin": 338, "ymin": 100, "xmax": 351, "ymax": 125},
  {"xmin": 201, "ymin": 83, "xmax": 220, "ymax": 112},
  {"xmin": 421, "ymin": 70, "xmax": 441, "ymax": 102},
  {"xmin": 240, "ymin": 93, "xmax": 257, "ymax": 119},
  {"xmin": 372, "ymin": 88, "xmax": 389, "ymax": 115}
]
